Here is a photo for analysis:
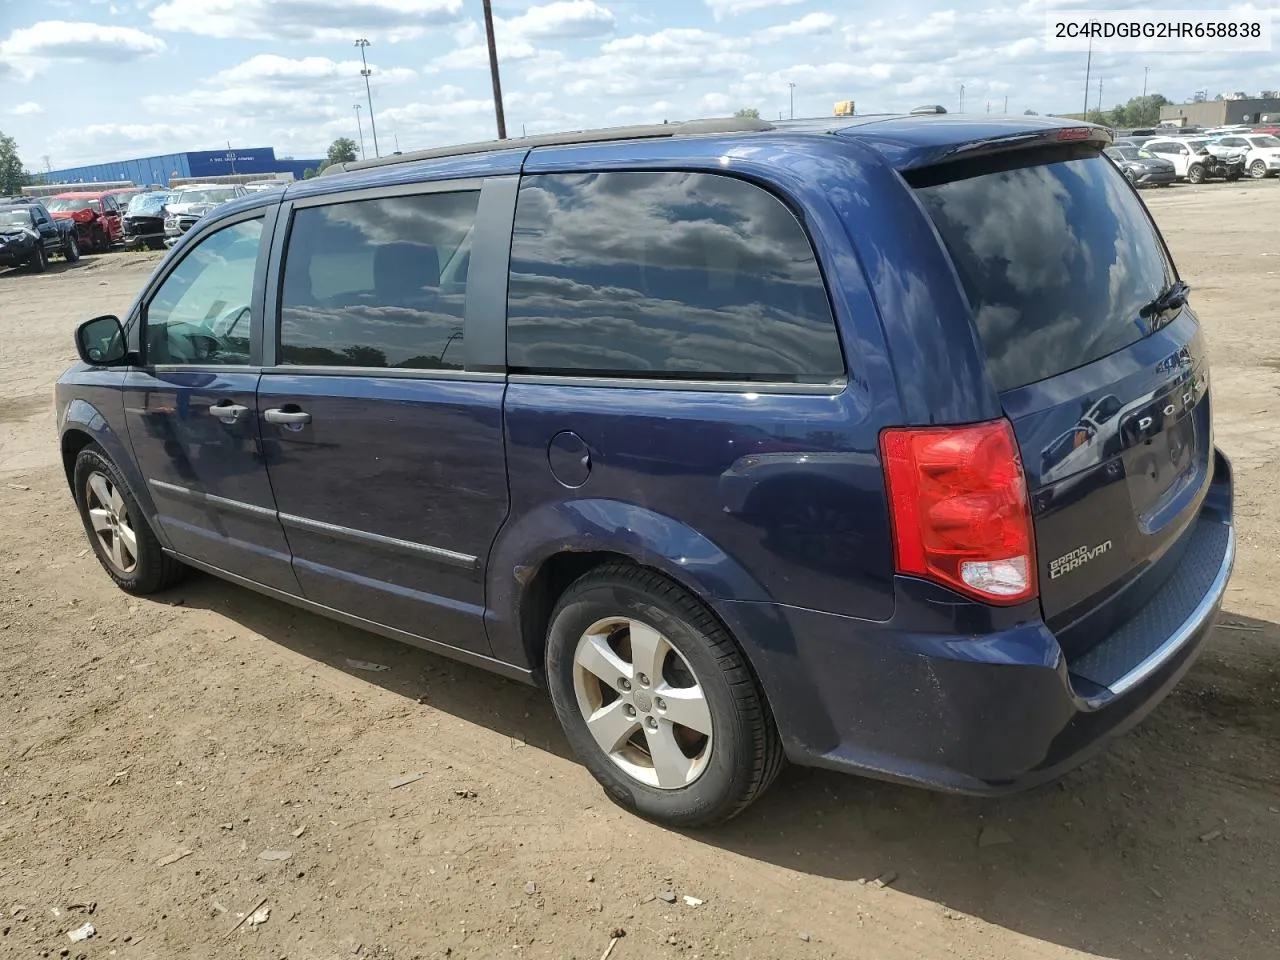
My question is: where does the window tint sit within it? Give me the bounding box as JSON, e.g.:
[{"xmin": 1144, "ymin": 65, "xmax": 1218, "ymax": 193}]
[
  {"xmin": 278, "ymin": 191, "xmax": 478, "ymax": 370},
  {"xmin": 506, "ymin": 171, "xmax": 843, "ymax": 383},
  {"xmin": 146, "ymin": 218, "xmax": 262, "ymax": 365},
  {"xmin": 914, "ymin": 154, "xmax": 1176, "ymax": 393}
]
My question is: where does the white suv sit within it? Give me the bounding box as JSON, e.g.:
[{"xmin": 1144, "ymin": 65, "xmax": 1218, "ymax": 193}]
[
  {"xmin": 1213, "ymin": 133, "xmax": 1280, "ymax": 178},
  {"xmin": 1143, "ymin": 137, "xmax": 1243, "ymax": 182}
]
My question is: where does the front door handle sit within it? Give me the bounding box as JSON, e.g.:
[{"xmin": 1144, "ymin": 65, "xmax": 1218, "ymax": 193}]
[
  {"xmin": 263, "ymin": 407, "xmax": 312, "ymax": 425},
  {"xmin": 209, "ymin": 400, "xmax": 249, "ymax": 424}
]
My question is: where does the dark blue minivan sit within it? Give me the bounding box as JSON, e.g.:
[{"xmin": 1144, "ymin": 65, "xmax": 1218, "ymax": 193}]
[{"xmin": 57, "ymin": 115, "xmax": 1234, "ymax": 826}]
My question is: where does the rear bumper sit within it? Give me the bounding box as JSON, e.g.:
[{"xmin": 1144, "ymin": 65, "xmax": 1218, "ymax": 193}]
[{"xmin": 733, "ymin": 450, "xmax": 1235, "ymax": 794}]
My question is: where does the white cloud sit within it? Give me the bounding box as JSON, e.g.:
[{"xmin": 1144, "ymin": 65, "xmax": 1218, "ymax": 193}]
[
  {"xmin": 759, "ymin": 11, "xmax": 836, "ymax": 40},
  {"xmin": 526, "ymin": 28, "xmax": 751, "ymax": 97},
  {"xmin": 213, "ymin": 54, "xmax": 416, "ymax": 87},
  {"xmin": 9, "ymin": 101, "xmax": 44, "ymax": 116},
  {"xmin": 611, "ymin": 100, "xmax": 677, "ymax": 120},
  {"xmin": 149, "ymin": 0, "xmax": 464, "ymax": 42},
  {"xmin": 427, "ymin": 37, "xmax": 537, "ymax": 71},
  {"xmin": 146, "ymin": 54, "xmax": 416, "ymax": 125},
  {"xmin": 426, "ymin": 2, "xmax": 613, "ymax": 72},
  {"xmin": 503, "ymin": 0, "xmax": 615, "ymax": 39},
  {"xmin": 0, "ymin": 20, "xmax": 165, "ymax": 77},
  {"xmin": 705, "ymin": 0, "xmax": 804, "ymax": 19}
]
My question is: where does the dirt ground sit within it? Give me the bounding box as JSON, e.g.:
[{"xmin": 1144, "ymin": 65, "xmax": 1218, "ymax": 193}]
[{"xmin": 2, "ymin": 183, "xmax": 1278, "ymax": 960}]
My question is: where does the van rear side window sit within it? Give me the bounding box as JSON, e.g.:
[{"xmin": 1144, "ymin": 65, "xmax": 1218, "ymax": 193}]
[
  {"xmin": 914, "ymin": 154, "xmax": 1176, "ymax": 393},
  {"xmin": 506, "ymin": 171, "xmax": 844, "ymax": 383}
]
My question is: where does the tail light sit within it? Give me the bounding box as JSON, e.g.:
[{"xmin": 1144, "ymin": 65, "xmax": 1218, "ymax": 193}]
[{"xmin": 880, "ymin": 419, "xmax": 1037, "ymax": 605}]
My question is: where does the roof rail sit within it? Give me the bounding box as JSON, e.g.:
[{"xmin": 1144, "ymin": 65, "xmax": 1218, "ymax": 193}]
[{"xmin": 319, "ymin": 116, "xmax": 776, "ymax": 177}]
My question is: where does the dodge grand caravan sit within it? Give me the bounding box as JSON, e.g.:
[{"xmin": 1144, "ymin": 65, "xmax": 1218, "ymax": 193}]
[{"xmin": 56, "ymin": 115, "xmax": 1235, "ymax": 827}]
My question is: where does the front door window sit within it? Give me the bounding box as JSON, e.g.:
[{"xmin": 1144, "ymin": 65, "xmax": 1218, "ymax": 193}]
[{"xmin": 145, "ymin": 218, "xmax": 263, "ymax": 366}]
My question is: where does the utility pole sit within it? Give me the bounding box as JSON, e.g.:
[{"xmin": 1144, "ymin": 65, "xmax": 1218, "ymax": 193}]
[
  {"xmin": 353, "ymin": 104, "xmax": 366, "ymax": 159},
  {"xmin": 788, "ymin": 81, "xmax": 796, "ymax": 119},
  {"xmin": 1143, "ymin": 65, "xmax": 1149, "ymax": 99},
  {"xmin": 1004, "ymin": 95, "xmax": 1008, "ymax": 113},
  {"xmin": 481, "ymin": 0, "xmax": 507, "ymax": 139},
  {"xmin": 354, "ymin": 39, "xmax": 379, "ymax": 157},
  {"xmin": 959, "ymin": 83, "xmax": 965, "ymax": 112},
  {"xmin": 1083, "ymin": 33, "xmax": 1093, "ymax": 118},
  {"xmin": 986, "ymin": 100, "xmax": 990, "ymax": 114},
  {"xmin": 1097, "ymin": 77, "xmax": 1103, "ymax": 114}
]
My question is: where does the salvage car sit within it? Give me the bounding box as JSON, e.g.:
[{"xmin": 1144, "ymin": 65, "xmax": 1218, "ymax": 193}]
[
  {"xmin": 1212, "ymin": 133, "xmax": 1280, "ymax": 179},
  {"xmin": 1104, "ymin": 144, "xmax": 1176, "ymax": 186},
  {"xmin": 122, "ymin": 191, "xmax": 173, "ymax": 250},
  {"xmin": 163, "ymin": 184, "xmax": 247, "ymax": 239},
  {"xmin": 45, "ymin": 192, "xmax": 125, "ymax": 252},
  {"xmin": 1143, "ymin": 138, "xmax": 1244, "ymax": 183},
  {"xmin": 57, "ymin": 114, "xmax": 1233, "ymax": 827},
  {"xmin": 0, "ymin": 199, "xmax": 80, "ymax": 271}
]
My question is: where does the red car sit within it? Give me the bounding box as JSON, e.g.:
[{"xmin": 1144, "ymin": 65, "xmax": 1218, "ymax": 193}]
[{"xmin": 45, "ymin": 192, "xmax": 125, "ymax": 252}]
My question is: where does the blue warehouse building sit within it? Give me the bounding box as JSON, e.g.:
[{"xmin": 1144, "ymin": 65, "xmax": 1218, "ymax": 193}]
[{"xmin": 41, "ymin": 147, "xmax": 324, "ymax": 186}]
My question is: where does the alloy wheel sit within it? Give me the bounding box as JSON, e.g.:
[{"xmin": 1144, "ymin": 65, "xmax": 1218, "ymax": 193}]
[
  {"xmin": 85, "ymin": 471, "xmax": 138, "ymax": 575},
  {"xmin": 571, "ymin": 616, "xmax": 714, "ymax": 789}
]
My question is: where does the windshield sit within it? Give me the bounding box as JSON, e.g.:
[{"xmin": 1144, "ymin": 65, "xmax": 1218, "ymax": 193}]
[
  {"xmin": 1183, "ymin": 139, "xmax": 1209, "ymax": 151},
  {"xmin": 1111, "ymin": 147, "xmax": 1139, "ymax": 160},
  {"xmin": 128, "ymin": 193, "xmax": 170, "ymax": 214},
  {"xmin": 1250, "ymin": 135, "xmax": 1280, "ymax": 148},
  {"xmin": 914, "ymin": 152, "xmax": 1176, "ymax": 393},
  {"xmin": 176, "ymin": 188, "xmax": 238, "ymax": 204},
  {"xmin": 0, "ymin": 208, "xmax": 34, "ymax": 229},
  {"xmin": 46, "ymin": 197, "xmax": 98, "ymax": 213}
]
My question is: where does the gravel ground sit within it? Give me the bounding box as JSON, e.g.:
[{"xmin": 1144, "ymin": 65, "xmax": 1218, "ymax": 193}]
[{"xmin": 1, "ymin": 183, "xmax": 1278, "ymax": 960}]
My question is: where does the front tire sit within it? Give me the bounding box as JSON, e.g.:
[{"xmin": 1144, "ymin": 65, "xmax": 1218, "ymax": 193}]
[
  {"xmin": 73, "ymin": 445, "xmax": 188, "ymax": 594},
  {"xmin": 1187, "ymin": 163, "xmax": 1206, "ymax": 184},
  {"xmin": 545, "ymin": 563, "xmax": 783, "ymax": 827},
  {"xmin": 63, "ymin": 233, "xmax": 80, "ymax": 262},
  {"xmin": 28, "ymin": 243, "xmax": 48, "ymax": 272}
]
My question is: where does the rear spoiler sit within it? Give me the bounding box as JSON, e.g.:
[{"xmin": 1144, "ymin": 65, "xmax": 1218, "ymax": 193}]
[
  {"xmin": 901, "ymin": 125, "xmax": 1113, "ymax": 187},
  {"xmin": 908, "ymin": 124, "xmax": 1110, "ymax": 169}
]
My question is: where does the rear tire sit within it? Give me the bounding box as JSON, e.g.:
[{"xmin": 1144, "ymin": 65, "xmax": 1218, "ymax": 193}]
[
  {"xmin": 63, "ymin": 233, "xmax": 80, "ymax": 263},
  {"xmin": 1250, "ymin": 160, "xmax": 1268, "ymax": 179},
  {"xmin": 545, "ymin": 562, "xmax": 784, "ymax": 827},
  {"xmin": 73, "ymin": 444, "xmax": 188, "ymax": 594},
  {"xmin": 1187, "ymin": 164, "xmax": 1206, "ymax": 184}
]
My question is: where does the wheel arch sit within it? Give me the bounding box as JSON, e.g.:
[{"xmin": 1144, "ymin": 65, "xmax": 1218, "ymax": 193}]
[
  {"xmin": 60, "ymin": 398, "xmax": 167, "ymax": 548},
  {"xmin": 484, "ymin": 498, "xmax": 776, "ymax": 678}
]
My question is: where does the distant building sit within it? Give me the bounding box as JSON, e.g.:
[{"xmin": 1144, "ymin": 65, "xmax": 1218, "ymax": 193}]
[
  {"xmin": 38, "ymin": 147, "xmax": 323, "ymax": 187},
  {"xmin": 1159, "ymin": 97, "xmax": 1280, "ymax": 127}
]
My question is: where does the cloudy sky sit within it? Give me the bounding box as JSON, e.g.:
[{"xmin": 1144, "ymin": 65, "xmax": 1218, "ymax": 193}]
[{"xmin": 1, "ymin": 0, "xmax": 1278, "ymax": 172}]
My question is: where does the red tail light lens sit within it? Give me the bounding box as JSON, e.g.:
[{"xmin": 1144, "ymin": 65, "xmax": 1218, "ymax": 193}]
[{"xmin": 880, "ymin": 419, "xmax": 1037, "ymax": 605}]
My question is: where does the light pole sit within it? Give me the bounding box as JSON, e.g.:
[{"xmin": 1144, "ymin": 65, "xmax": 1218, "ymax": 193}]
[
  {"xmin": 1097, "ymin": 77, "xmax": 1103, "ymax": 114},
  {"xmin": 1004, "ymin": 95, "xmax": 1008, "ymax": 113},
  {"xmin": 353, "ymin": 104, "xmax": 366, "ymax": 159},
  {"xmin": 1143, "ymin": 65, "xmax": 1149, "ymax": 99},
  {"xmin": 354, "ymin": 38, "xmax": 379, "ymax": 157},
  {"xmin": 788, "ymin": 81, "xmax": 796, "ymax": 119},
  {"xmin": 959, "ymin": 83, "xmax": 965, "ymax": 112},
  {"xmin": 481, "ymin": 0, "xmax": 508, "ymax": 139}
]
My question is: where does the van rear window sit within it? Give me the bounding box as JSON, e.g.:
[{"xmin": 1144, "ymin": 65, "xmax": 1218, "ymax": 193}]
[{"xmin": 914, "ymin": 154, "xmax": 1176, "ymax": 393}]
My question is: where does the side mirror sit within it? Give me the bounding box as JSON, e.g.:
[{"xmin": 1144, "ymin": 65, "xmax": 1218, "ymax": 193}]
[{"xmin": 75, "ymin": 315, "xmax": 128, "ymax": 366}]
